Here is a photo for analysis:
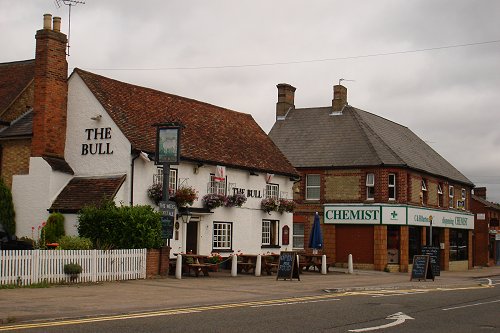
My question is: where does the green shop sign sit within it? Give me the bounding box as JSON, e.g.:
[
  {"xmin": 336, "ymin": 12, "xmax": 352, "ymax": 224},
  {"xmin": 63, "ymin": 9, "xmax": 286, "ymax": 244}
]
[{"xmin": 324, "ymin": 206, "xmax": 381, "ymax": 224}]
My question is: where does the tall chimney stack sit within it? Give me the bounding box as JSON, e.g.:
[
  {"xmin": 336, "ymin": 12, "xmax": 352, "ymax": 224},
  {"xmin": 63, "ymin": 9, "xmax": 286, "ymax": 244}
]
[
  {"xmin": 474, "ymin": 187, "xmax": 487, "ymax": 199},
  {"xmin": 332, "ymin": 85, "xmax": 347, "ymax": 112},
  {"xmin": 276, "ymin": 83, "xmax": 296, "ymax": 120},
  {"xmin": 32, "ymin": 14, "xmax": 68, "ymax": 159}
]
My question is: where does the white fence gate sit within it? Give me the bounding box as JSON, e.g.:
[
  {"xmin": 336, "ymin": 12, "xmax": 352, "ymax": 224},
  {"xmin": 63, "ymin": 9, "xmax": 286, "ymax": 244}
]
[{"xmin": 0, "ymin": 249, "xmax": 146, "ymax": 286}]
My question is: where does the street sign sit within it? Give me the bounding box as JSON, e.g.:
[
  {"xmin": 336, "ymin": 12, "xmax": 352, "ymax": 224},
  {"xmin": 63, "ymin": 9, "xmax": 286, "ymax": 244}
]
[{"xmin": 159, "ymin": 200, "xmax": 176, "ymax": 240}]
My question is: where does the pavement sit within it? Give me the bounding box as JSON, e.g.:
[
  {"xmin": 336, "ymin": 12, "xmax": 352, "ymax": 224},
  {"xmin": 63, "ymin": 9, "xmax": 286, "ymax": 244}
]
[{"xmin": 1, "ymin": 265, "xmax": 499, "ymax": 325}]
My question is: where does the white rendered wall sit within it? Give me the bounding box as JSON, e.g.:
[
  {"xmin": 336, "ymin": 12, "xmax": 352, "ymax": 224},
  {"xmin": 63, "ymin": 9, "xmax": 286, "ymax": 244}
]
[{"xmin": 12, "ymin": 157, "xmax": 73, "ymax": 238}]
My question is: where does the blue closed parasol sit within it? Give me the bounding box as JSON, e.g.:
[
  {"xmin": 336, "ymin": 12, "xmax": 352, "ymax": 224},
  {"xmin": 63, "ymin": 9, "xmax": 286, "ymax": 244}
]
[{"xmin": 309, "ymin": 212, "xmax": 323, "ymax": 252}]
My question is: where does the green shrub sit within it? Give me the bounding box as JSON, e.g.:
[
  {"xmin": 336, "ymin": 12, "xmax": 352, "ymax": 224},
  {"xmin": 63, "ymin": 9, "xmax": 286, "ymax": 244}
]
[
  {"xmin": 58, "ymin": 236, "xmax": 93, "ymax": 250},
  {"xmin": 63, "ymin": 263, "xmax": 82, "ymax": 275},
  {"xmin": 77, "ymin": 200, "xmax": 163, "ymax": 249},
  {"xmin": 0, "ymin": 177, "xmax": 16, "ymax": 235},
  {"xmin": 43, "ymin": 213, "xmax": 65, "ymax": 243}
]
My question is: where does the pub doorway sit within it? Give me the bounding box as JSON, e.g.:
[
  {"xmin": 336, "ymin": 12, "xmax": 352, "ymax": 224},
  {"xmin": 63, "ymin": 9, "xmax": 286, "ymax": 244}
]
[{"xmin": 186, "ymin": 218, "xmax": 199, "ymax": 254}]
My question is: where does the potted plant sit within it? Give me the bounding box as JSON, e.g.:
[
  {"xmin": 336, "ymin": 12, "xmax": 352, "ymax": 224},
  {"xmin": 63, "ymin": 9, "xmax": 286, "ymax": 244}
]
[
  {"xmin": 225, "ymin": 193, "xmax": 247, "ymax": 207},
  {"xmin": 64, "ymin": 263, "xmax": 82, "ymax": 282},
  {"xmin": 202, "ymin": 193, "xmax": 226, "ymax": 210},
  {"xmin": 207, "ymin": 253, "xmax": 223, "ymax": 271},
  {"xmin": 278, "ymin": 198, "xmax": 296, "ymax": 213},
  {"xmin": 172, "ymin": 186, "xmax": 198, "ymax": 207},
  {"xmin": 261, "ymin": 197, "xmax": 278, "ymax": 214}
]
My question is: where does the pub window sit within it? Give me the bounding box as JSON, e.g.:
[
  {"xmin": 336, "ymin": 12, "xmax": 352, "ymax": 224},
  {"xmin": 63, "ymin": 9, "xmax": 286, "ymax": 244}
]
[
  {"xmin": 449, "ymin": 185, "xmax": 454, "ymax": 208},
  {"xmin": 265, "ymin": 183, "xmax": 279, "ymax": 200},
  {"xmin": 208, "ymin": 174, "xmax": 227, "ymax": 195},
  {"xmin": 437, "ymin": 183, "xmax": 443, "ymax": 207},
  {"xmin": 154, "ymin": 168, "xmax": 177, "ymax": 196},
  {"xmin": 213, "ymin": 222, "xmax": 232, "ymax": 250},
  {"xmin": 366, "ymin": 173, "xmax": 375, "ymax": 200},
  {"xmin": 421, "ymin": 179, "xmax": 428, "ymax": 205},
  {"xmin": 292, "ymin": 223, "xmax": 304, "ymax": 249},
  {"xmin": 388, "ymin": 173, "xmax": 396, "ymax": 200},
  {"xmin": 449, "ymin": 229, "xmax": 468, "ymax": 261},
  {"xmin": 262, "ymin": 220, "xmax": 279, "ymax": 247},
  {"xmin": 306, "ymin": 174, "xmax": 321, "ymax": 200}
]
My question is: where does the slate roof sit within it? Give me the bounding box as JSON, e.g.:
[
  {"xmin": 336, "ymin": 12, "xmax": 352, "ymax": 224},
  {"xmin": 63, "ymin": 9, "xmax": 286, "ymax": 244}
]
[
  {"xmin": 472, "ymin": 195, "xmax": 500, "ymax": 211},
  {"xmin": 50, "ymin": 175, "xmax": 126, "ymax": 213},
  {"xmin": 269, "ymin": 105, "xmax": 473, "ymax": 185},
  {"xmin": 0, "ymin": 110, "xmax": 32, "ymax": 139},
  {"xmin": 0, "ymin": 60, "xmax": 35, "ymax": 116},
  {"xmin": 74, "ymin": 69, "xmax": 297, "ymax": 177}
]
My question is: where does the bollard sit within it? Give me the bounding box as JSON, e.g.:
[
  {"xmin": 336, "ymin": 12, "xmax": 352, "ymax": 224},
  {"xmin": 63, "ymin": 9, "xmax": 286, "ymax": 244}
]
[
  {"xmin": 348, "ymin": 253, "xmax": 353, "ymax": 274},
  {"xmin": 175, "ymin": 254, "xmax": 182, "ymax": 279},
  {"xmin": 231, "ymin": 254, "xmax": 238, "ymax": 277},
  {"xmin": 321, "ymin": 255, "xmax": 327, "ymax": 275},
  {"xmin": 255, "ymin": 255, "xmax": 262, "ymax": 277}
]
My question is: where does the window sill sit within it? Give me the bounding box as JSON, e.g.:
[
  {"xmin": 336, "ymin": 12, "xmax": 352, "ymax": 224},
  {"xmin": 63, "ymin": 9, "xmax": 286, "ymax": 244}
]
[
  {"xmin": 212, "ymin": 249, "xmax": 233, "ymax": 253},
  {"xmin": 261, "ymin": 245, "xmax": 281, "ymax": 249}
]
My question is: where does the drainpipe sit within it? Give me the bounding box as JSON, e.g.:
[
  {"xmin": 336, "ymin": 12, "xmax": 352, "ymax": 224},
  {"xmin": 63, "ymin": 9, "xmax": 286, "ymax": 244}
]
[{"xmin": 130, "ymin": 151, "xmax": 140, "ymax": 205}]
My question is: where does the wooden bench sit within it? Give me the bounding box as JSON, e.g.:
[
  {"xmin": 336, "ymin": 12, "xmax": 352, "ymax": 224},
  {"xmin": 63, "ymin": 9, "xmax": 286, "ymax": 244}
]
[
  {"xmin": 237, "ymin": 262, "xmax": 256, "ymax": 274},
  {"xmin": 264, "ymin": 263, "xmax": 279, "ymax": 275},
  {"xmin": 187, "ymin": 263, "xmax": 212, "ymax": 277}
]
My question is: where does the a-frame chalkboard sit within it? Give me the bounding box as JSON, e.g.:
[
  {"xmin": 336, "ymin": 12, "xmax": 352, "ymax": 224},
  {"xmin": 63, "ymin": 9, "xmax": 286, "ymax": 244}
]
[
  {"xmin": 410, "ymin": 255, "xmax": 434, "ymax": 281},
  {"xmin": 276, "ymin": 251, "xmax": 300, "ymax": 281}
]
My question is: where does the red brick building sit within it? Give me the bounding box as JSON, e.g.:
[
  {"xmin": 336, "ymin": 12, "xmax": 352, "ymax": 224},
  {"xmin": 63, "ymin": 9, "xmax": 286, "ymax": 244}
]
[
  {"xmin": 269, "ymin": 84, "xmax": 474, "ymax": 272},
  {"xmin": 471, "ymin": 187, "xmax": 500, "ymax": 266}
]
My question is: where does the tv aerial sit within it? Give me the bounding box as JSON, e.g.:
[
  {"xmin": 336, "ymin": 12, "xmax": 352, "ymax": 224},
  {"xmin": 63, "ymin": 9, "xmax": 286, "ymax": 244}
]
[{"xmin": 55, "ymin": 0, "xmax": 85, "ymax": 56}]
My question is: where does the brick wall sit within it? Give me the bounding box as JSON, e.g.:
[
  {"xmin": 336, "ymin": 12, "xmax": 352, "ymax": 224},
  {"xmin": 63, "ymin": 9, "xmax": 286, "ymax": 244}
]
[
  {"xmin": 0, "ymin": 139, "xmax": 31, "ymax": 189},
  {"xmin": 399, "ymin": 226, "xmax": 409, "ymax": 272},
  {"xmin": 1, "ymin": 83, "xmax": 34, "ymax": 122},
  {"xmin": 324, "ymin": 172, "xmax": 361, "ymax": 201},
  {"xmin": 373, "ymin": 225, "xmax": 387, "ymax": 271},
  {"xmin": 146, "ymin": 246, "xmax": 170, "ymax": 278}
]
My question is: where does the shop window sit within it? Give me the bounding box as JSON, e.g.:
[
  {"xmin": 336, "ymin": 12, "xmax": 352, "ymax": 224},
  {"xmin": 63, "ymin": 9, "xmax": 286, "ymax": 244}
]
[
  {"xmin": 213, "ymin": 222, "xmax": 232, "ymax": 250},
  {"xmin": 306, "ymin": 174, "xmax": 321, "ymax": 200},
  {"xmin": 388, "ymin": 173, "xmax": 396, "ymax": 200},
  {"xmin": 449, "ymin": 185, "xmax": 454, "ymax": 208},
  {"xmin": 366, "ymin": 173, "xmax": 375, "ymax": 200},
  {"xmin": 262, "ymin": 220, "xmax": 279, "ymax": 247},
  {"xmin": 421, "ymin": 179, "xmax": 428, "ymax": 205},
  {"xmin": 449, "ymin": 229, "xmax": 468, "ymax": 261},
  {"xmin": 265, "ymin": 184, "xmax": 279, "ymax": 200},
  {"xmin": 208, "ymin": 174, "xmax": 226, "ymax": 195},
  {"xmin": 409, "ymin": 226, "xmax": 422, "ymax": 262},
  {"xmin": 293, "ymin": 223, "xmax": 304, "ymax": 249},
  {"xmin": 387, "ymin": 226, "xmax": 400, "ymax": 264},
  {"xmin": 437, "ymin": 183, "xmax": 443, "ymax": 207}
]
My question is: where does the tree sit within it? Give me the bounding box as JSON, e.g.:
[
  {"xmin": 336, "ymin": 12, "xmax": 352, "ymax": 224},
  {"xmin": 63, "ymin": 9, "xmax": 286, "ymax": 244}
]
[{"xmin": 0, "ymin": 177, "xmax": 16, "ymax": 235}]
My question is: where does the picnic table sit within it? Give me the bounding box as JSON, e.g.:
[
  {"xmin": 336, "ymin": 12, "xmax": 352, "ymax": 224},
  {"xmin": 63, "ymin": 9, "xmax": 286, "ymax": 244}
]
[
  {"xmin": 236, "ymin": 254, "xmax": 258, "ymax": 274},
  {"xmin": 299, "ymin": 254, "xmax": 334, "ymax": 272},
  {"xmin": 174, "ymin": 254, "xmax": 213, "ymax": 277},
  {"xmin": 262, "ymin": 254, "xmax": 280, "ymax": 275}
]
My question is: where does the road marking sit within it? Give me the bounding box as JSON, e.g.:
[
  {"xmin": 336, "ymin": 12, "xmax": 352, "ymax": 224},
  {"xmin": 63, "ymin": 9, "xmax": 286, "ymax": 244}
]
[
  {"xmin": 442, "ymin": 299, "xmax": 500, "ymax": 311},
  {"xmin": 348, "ymin": 312, "xmax": 414, "ymax": 332},
  {"xmin": 251, "ymin": 298, "xmax": 339, "ymax": 308}
]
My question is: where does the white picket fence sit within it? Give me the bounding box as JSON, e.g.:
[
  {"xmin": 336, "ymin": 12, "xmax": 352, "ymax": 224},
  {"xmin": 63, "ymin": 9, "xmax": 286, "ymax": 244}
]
[{"xmin": 0, "ymin": 249, "xmax": 146, "ymax": 286}]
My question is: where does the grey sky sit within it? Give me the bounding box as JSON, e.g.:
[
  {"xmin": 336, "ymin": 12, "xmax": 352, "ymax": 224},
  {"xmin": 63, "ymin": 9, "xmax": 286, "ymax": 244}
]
[{"xmin": 2, "ymin": 0, "xmax": 500, "ymax": 202}]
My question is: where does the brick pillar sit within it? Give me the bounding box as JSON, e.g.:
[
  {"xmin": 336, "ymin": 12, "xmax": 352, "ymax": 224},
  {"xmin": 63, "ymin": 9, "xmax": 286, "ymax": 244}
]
[
  {"xmin": 32, "ymin": 14, "xmax": 68, "ymax": 159},
  {"xmin": 323, "ymin": 224, "xmax": 336, "ymax": 263},
  {"xmin": 399, "ymin": 226, "xmax": 409, "ymax": 272},
  {"xmin": 468, "ymin": 230, "xmax": 473, "ymax": 269},
  {"xmin": 373, "ymin": 225, "xmax": 387, "ymax": 271},
  {"xmin": 160, "ymin": 246, "xmax": 171, "ymax": 275},
  {"xmin": 442, "ymin": 228, "xmax": 450, "ymax": 271},
  {"xmin": 146, "ymin": 249, "xmax": 160, "ymax": 278},
  {"xmin": 421, "ymin": 227, "xmax": 427, "ymax": 247}
]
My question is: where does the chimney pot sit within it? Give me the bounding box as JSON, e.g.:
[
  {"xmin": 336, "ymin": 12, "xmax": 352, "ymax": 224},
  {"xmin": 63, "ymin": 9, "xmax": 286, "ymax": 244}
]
[
  {"xmin": 332, "ymin": 84, "xmax": 348, "ymax": 112},
  {"xmin": 43, "ymin": 14, "xmax": 52, "ymax": 30},
  {"xmin": 53, "ymin": 17, "xmax": 61, "ymax": 32},
  {"xmin": 276, "ymin": 83, "xmax": 296, "ymax": 120}
]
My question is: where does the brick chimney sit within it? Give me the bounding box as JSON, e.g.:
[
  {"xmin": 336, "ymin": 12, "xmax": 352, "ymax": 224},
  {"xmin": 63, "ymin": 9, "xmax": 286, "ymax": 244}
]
[
  {"xmin": 32, "ymin": 14, "xmax": 68, "ymax": 159},
  {"xmin": 332, "ymin": 84, "xmax": 347, "ymax": 112},
  {"xmin": 276, "ymin": 83, "xmax": 296, "ymax": 120},
  {"xmin": 474, "ymin": 187, "xmax": 487, "ymax": 199}
]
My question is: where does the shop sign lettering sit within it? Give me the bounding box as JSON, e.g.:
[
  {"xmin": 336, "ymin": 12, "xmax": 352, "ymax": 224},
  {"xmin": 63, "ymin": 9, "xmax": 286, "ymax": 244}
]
[
  {"xmin": 232, "ymin": 187, "xmax": 262, "ymax": 198},
  {"xmin": 324, "ymin": 206, "xmax": 380, "ymax": 224},
  {"xmin": 81, "ymin": 127, "xmax": 114, "ymax": 156}
]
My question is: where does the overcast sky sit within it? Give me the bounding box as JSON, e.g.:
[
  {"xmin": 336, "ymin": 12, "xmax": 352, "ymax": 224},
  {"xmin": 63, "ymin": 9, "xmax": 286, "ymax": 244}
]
[{"xmin": 2, "ymin": 0, "xmax": 500, "ymax": 202}]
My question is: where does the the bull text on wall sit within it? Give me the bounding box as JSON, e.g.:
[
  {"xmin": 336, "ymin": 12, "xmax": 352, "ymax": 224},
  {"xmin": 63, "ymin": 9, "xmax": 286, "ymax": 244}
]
[{"xmin": 81, "ymin": 127, "xmax": 114, "ymax": 156}]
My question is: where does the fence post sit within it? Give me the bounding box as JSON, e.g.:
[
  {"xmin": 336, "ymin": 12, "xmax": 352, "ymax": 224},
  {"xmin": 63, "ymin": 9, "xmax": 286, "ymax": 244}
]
[{"xmin": 32, "ymin": 250, "xmax": 40, "ymax": 284}]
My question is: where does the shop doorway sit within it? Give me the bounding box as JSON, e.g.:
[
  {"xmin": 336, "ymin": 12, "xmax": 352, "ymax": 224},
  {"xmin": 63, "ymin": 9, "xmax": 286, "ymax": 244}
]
[
  {"xmin": 387, "ymin": 226, "xmax": 400, "ymax": 264},
  {"xmin": 186, "ymin": 218, "xmax": 199, "ymax": 254}
]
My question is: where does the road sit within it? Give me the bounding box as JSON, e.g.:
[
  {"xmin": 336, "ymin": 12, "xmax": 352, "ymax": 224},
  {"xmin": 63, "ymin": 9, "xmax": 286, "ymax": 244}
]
[{"xmin": 1, "ymin": 277, "xmax": 499, "ymax": 333}]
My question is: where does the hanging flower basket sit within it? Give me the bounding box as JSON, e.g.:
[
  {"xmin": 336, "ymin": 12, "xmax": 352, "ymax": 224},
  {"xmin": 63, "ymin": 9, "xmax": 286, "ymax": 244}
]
[
  {"xmin": 261, "ymin": 197, "xmax": 278, "ymax": 214},
  {"xmin": 277, "ymin": 198, "xmax": 296, "ymax": 214},
  {"xmin": 225, "ymin": 193, "xmax": 247, "ymax": 207},
  {"xmin": 172, "ymin": 186, "xmax": 198, "ymax": 207},
  {"xmin": 202, "ymin": 193, "xmax": 226, "ymax": 210},
  {"xmin": 147, "ymin": 183, "xmax": 163, "ymax": 205}
]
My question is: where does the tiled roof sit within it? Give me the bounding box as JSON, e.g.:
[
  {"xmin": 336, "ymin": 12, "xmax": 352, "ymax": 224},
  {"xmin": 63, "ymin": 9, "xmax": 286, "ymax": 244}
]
[
  {"xmin": 42, "ymin": 156, "xmax": 74, "ymax": 175},
  {"xmin": 0, "ymin": 110, "xmax": 32, "ymax": 139},
  {"xmin": 0, "ymin": 60, "xmax": 35, "ymax": 116},
  {"xmin": 49, "ymin": 175, "xmax": 126, "ymax": 213},
  {"xmin": 74, "ymin": 69, "xmax": 297, "ymax": 177},
  {"xmin": 472, "ymin": 195, "xmax": 500, "ymax": 211},
  {"xmin": 269, "ymin": 106, "xmax": 473, "ymax": 185}
]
